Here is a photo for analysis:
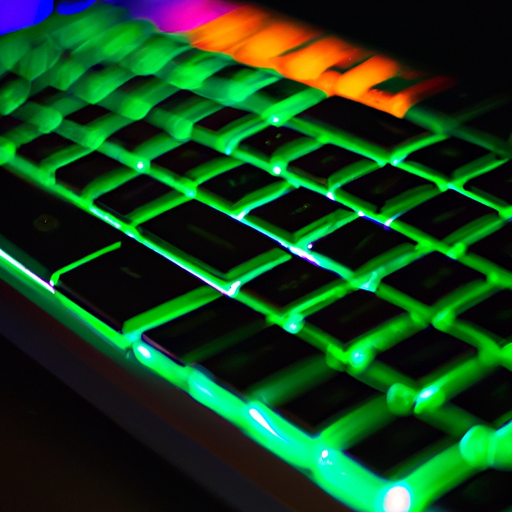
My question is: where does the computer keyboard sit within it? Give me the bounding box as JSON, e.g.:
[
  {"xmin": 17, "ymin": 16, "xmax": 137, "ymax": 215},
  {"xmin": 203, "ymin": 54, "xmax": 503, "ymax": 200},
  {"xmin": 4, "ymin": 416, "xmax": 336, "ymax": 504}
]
[{"xmin": 1, "ymin": 3, "xmax": 512, "ymax": 512}]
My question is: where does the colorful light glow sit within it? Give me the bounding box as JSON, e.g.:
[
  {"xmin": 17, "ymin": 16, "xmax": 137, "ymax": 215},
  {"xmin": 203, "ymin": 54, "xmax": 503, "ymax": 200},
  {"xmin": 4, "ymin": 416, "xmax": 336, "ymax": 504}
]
[
  {"xmin": 137, "ymin": 345, "xmax": 151, "ymax": 359},
  {"xmin": 249, "ymin": 408, "xmax": 281, "ymax": 438},
  {"xmin": 383, "ymin": 486, "xmax": 411, "ymax": 512}
]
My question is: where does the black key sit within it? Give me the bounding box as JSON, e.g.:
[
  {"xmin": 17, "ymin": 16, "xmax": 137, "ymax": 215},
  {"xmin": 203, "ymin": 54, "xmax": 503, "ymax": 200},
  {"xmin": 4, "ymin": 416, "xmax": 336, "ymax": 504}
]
[
  {"xmin": 109, "ymin": 121, "xmax": 165, "ymax": 151},
  {"xmin": 376, "ymin": 328, "xmax": 477, "ymax": 379},
  {"xmin": 29, "ymin": 86, "xmax": 63, "ymax": 105},
  {"xmin": 288, "ymin": 144, "xmax": 371, "ymax": 187},
  {"xmin": 297, "ymin": 96, "xmax": 427, "ymax": 149},
  {"xmin": 152, "ymin": 141, "xmax": 223, "ymax": 178},
  {"xmin": 451, "ymin": 367, "xmax": 512, "ymax": 424},
  {"xmin": 17, "ymin": 133, "xmax": 75, "ymax": 164},
  {"xmin": 0, "ymin": 115, "xmax": 22, "ymax": 136},
  {"xmin": 381, "ymin": 253, "xmax": 485, "ymax": 307},
  {"xmin": 255, "ymin": 79, "xmax": 310, "ymax": 102},
  {"xmin": 239, "ymin": 126, "xmax": 304, "ymax": 158},
  {"xmin": 278, "ymin": 372, "xmax": 380, "ymax": 433},
  {"xmin": 241, "ymin": 257, "xmax": 341, "ymax": 311},
  {"xmin": 56, "ymin": 152, "xmax": 131, "ymax": 194},
  {"xmin": 66, "ymin": 104, "xmax": 111, "ymax": 125},
  {"xmin": 199, "ymin": 164, "xmax": 282, "ymax": 208},
  {"xmin": 94, "ymin": 175, "xmax": 172, "ymax": 217},
  {"xmin": 306, "ymin": 290, "xmax": 406, "ymax": 346},
  {"xmin": 469, "ymin": 223, "xmax": 512, "ymax": 273},
  {"xmin": 345, "ymin": 416, "xmax": 448, "ymax": 476},
  {"xmin": 464, "ymin": 160, "xmax": 512, "ymax": 205},
  {"xmin": 340, "ymin": 165, "xmax": 435, "ymax": 211},
  {"xmin": 139, "ymin": 200, "xmax": 280, "ymax": 279},
  {"xmin": 0, "ymin": 167, "xmax": 120, "ymax": 281},
  {"xmin": 311, "ymin": 218, "xmax": 414, "ymax": 271},
  {"xmin": 153, "ymin": 89, "xmax": 203, "ymax": 112},
  {"xmin": 142, "ymin": 297, "xmax": 265, "ymax": 362},
  {"xmin": 198, "ymin": 325, "xmax": 321, "ymax": 393},
  {"xmin": 57, "ymin": 238, "xmax": 205, "ymax": 332},
  {"xmin": 247, "ymin": 188, "xmax": 351, "ymax": 242},
  {"xmin": 195, "ymin": 107, "xmax": 251, "ymax": 132},
  {"xmin": 466, "ymin": 102, "xmax": 512, "ymax": 140},
  {"xmin": 433, "ymin": 470, "xmax": 512, "ymax": 512},
  {"xmin": 458, "ymin": 290, "xmax": 512, "ymax": 340},
  {"xmin": 404, "ymin": 138, "xmax": 490, "ymax": 177},
  {"xmin": 397, "ymin": 190, "xmax": 496, "ymax": 240}
]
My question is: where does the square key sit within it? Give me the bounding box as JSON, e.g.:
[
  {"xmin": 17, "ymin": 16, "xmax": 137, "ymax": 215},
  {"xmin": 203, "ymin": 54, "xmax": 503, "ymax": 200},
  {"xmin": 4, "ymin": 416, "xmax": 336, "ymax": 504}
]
[
  {"xmin": 94, "ymin": 175, "xmax": 173, "ymax": 218},
  {"xmin": 433, "ymin": 470, "xmax": 512, "ymax": 512},
  {"xmin": 57, "ymin": 238, "xmax": 206, "ymax": 332},
  {"xmin": 241, "ymin": 257, "xmax": 342, "ymax": 312},
  {"xmin": 345, "ymin": 416, "xmax": 448, "ymax": 476},
  {"xmin": 109, "ymin": 120, "xmax": 168, "ymax": 152},
  {"xmin": 376, "ymin": 328, "xmax": 477, "ymax": 379},
  {"xmin": 247, "ymin": 188, "xmax": 352, "ymax": 243},
  {"xmin": 142, "ymin": 297, "xmax": 265, "ymax": 362},
  {"xmin": 195, "ymin": 107, "xmax": 253, "ymax": 132},
  {"xmin": 396, "ymin": 190, "xmax": 497, "ymax": 241},
  {"xmin": 468, "ymin": 222, "xmax": 512, "ymax": 273},
  {"xmin": 55, "ymin": 152, "xmax": 133, "ymax": 194},
  {"xmin": 277, "ymin": 372, "xmax": 380, "ymax": 433},
  {"xmin": 451, "ymin": 367, "xmax": 512, "ymax": 424},
  {"xmin": 457, "ymin": 289, "xmax": 512, "ymax": 340},
  {"xmin": 464, "ymin": 160, "xmax": 512, "ymax": 206},
  {"xmin": 139, "ymin": 200, "xmax": 281, "ymax": 280},
  {"xmin": 311, "ymin": 218, "xmax": 415, "ymax": 271},
  {"xmin": 381, "ymin": 252, "xmax": 485, "ymax": 307},
  {"xmin": 465, "ymin": 102, "xmax": 512, "ymax": 141},
  {"xmin": 197, "ymin": 325, "xmax": 321, "ymax": 393},
  {"xmin": 296, "ymin": 96, "xmax": 428, "ymax": 150},
  {"xmin": 404, "ymin": 138, "xmax": 490, "ymax": 178},
  {"xmin": 16, "ymin": 133, "xmax": 76, "ymax": 165},
  {"xmin": 288, "ymin": 144, "xmax": 374, "ymax": 189},
  {"xmin": 66, "ymin": 104, "xmax": 112, "ymax": 125},
  {"xmin": 339, "ymin": 165, "xmax": 436, "ymax": 212},
  {"xmin": 306, "ymin": 290, "xmax": 406, "ymax": 346},
  {"xmin": 239, "ymin": 126, "xmax": 306, "ymax": 160}
]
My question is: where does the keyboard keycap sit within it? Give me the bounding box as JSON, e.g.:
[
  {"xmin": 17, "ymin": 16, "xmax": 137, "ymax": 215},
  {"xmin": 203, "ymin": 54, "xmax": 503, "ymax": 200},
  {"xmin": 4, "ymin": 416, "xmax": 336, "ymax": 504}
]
[
  {"xmin": 465, "ymin": 102, "xmax": 512, "ymax": 141},
  {"xmin": 58, "ymin": 238, "xmax": 207, "ymax": 332},
  {"xmin": 139, "ymin": 200, "xmax": 282, "ymax": 280},
  {"xmin": 381, "ymin": 253, "xmax": 485, "ymax": 306},
  {"xmin": 277, "ymin": 372, "xmax": 380, "ymax": 433},
  {"xmin": 468, "ymin": 223, "xmax": 512, "ymax": 273},
  {"xmin": 311, "ymin": 218, "xmax": 414, "ymax": 271},
  {"xmin": 464, "ymin": 161, "xmax": 512, "ymax": 205},
  {"xmin": 66, "ymin": 104, "xmax": 111, "ymax": 125},
  {"xmin": 142, "ymin": 297, "xmax": 265, "ymax": 362},
  {"xmin": 451, "ymin": 367, "xmax": 512, "ymax": 424},
  {"xmin": 396, "ymin": 190, "xmax": 497, "ymax": 240},
  {"xmin": 239, "ymin": 126, "xmax": 305, "ymax": 160},
  {"xmin": 0, "ymin": 167, "xmax": 120, "ymax": 281},
  {"xmin": 16, "ymin": 133, "xmax": 77, "ymax": 165},
  {"xmin": 109, "ymin": 121, "xmax": 169, "ymax": 152},
  {"xmin": 195, "ymin": 107, "xmax": 252, "ymax": 132},
  {"xmin": 197, "ymin": 325, "xmax": 321, "ymax": 393},
  {"xmin": 376, "ymin": 328, "xmax": 477, "ymax": 379},
  {"xmin": 241, "ymin": 257, "xmax": 342, "ymax": 312},
  {"xmin": 306, "ymin": 290, "xmax": 406, "ymax": 346}
]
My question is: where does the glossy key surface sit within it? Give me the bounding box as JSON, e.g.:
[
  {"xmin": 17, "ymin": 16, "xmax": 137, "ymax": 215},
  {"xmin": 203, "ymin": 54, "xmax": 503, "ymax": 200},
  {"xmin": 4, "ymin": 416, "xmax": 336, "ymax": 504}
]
[
  {"xmin": 240, "ymin": 126, "xmax": 305, "ymax": 159},
  {"xmin": 469, "ymin": 223, "xmax": 512, "ymax": 272}
]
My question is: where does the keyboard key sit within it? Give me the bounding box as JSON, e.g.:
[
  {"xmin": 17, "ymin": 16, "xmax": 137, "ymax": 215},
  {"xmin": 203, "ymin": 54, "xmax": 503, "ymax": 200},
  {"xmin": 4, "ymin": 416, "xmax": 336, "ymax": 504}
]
[
  {"xmin": 66, "ymin": 104, "xmax": 111, "ymax": 125},
  {"xmin": 0, "ymin": 167, "xmax": 120, "ymax": 281},
  {"xmin": 109, "ymin": 121, "xmax": 168, "ymax": 152},
  {"xmin": 247, "ymin": 188, "xmax": 352, "ymax": 243},
  {"xmin": 241, "ymin": 257, "xmax": 341, "ymax": 312},
  {"xmin": 381, "ymin": 253, "xmax": 485, "ymax": 307},
  {"xmin": 376, "ymin": 328, "xmax": 477, "ymax": 379},
  {"xmin": 297, "ymin": 96, "xmax": 427, "ymax": 150},
  {"xmin": 16, "ymin": 133, "xmax": 76, "ymax": 165},
  {"xmin": 339, "ymin": 165, "xmax": 436, "ymax": 212},
  {"xmin": 239, "ymin": 126, "xmax": 305, "ymax": 159},
  {"xmin": 465, "ymin": 102, "xmax": 512, "ymax": 141},
  {"xmin": 396, "ymin": 190, "xmax": 496, "ymax": 240},
  {"xmin": 199, "ymin": 164, "xmax": 285, "ymax": 212},
  {"xmin": 468, "ymin": 223, "xmax": 512, "ymax": 273},
  {"xmin": 142, "ymin": 297, "xmax": 265, "ymax": 362},
  {"xmin": 451, "ymin": 367, "xmax": 512, "ymax": 423},
  {"xmin": 311, "ymin": 218, "xmax": 414, "ymax": 271},
  {"xmin": 306, "ymin": 290, "xmax": 406, "ymax": 346},
  {"xmin": 94, "ymin": 175, "xmax": 173, "ymax": 218},
  {"xmin": 58, "ymin": 238, "xmax": 206, "ymax": 332},
  {"xmin": 433, "ymin": 470, "xmax": 512, "ymax": 512},
  {"xmin": 197, "ymin": 325, "xmax": 321, "ymax": 393},
  {"xmin": 55, "ymin": 152, "xmax": 132, "ymax": 194},
  {"xmin": 457, "ymin": 290, "xmax": 512, "ymax": 340},
  {"xmin": 345, "ymin": 416, "xmax": 448, "ymax": 476},
  {"xmin": 277, "ymin": 372, "xmax": 380, "ymax": 433},
  {"xmin": 464, "ymin": 161, "xmax": 512, "ymax": 205},
  {"xmin": 404, "ymin": 138, "xmax": 490, "ymax": 178},
  {"xmin": 139, "ymin": 200, "xmax": 282, "ymax": 280},
  {"xmin": 195, "ymin": 107, "xmax": 252, "ymax": 132},
  {"xmin": 288, "ymin": 144, "xmax": 373, "ymax": 188}
]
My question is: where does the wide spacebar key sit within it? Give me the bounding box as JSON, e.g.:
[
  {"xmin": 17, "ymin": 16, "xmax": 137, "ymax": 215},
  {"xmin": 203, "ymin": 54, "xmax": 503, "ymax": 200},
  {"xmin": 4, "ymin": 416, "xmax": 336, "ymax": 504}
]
[
  {"xmin": 139, "ymin": 200, "xmax": 286, "ymax": 282},
  {"xmin": 0, "ymin": 166, "xmax": 121, "ymax": 282}
]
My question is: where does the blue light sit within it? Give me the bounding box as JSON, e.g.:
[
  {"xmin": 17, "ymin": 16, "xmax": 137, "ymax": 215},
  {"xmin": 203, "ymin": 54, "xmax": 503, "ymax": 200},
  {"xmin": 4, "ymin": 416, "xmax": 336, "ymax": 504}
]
[
  {"xmin": 57, "ymin": 0, "xmax": 96, "ymax": 15},
  {"xmin": 0, "ymin": 0, "xmax": 53, "ymax": 34}
]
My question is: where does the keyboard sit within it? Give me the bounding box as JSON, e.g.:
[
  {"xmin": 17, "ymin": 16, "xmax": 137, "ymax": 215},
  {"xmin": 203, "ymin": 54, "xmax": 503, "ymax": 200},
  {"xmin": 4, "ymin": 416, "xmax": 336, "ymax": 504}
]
[{"xmin": 1, "ymin": 3, "xmax": 512, "ymax": 512}]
